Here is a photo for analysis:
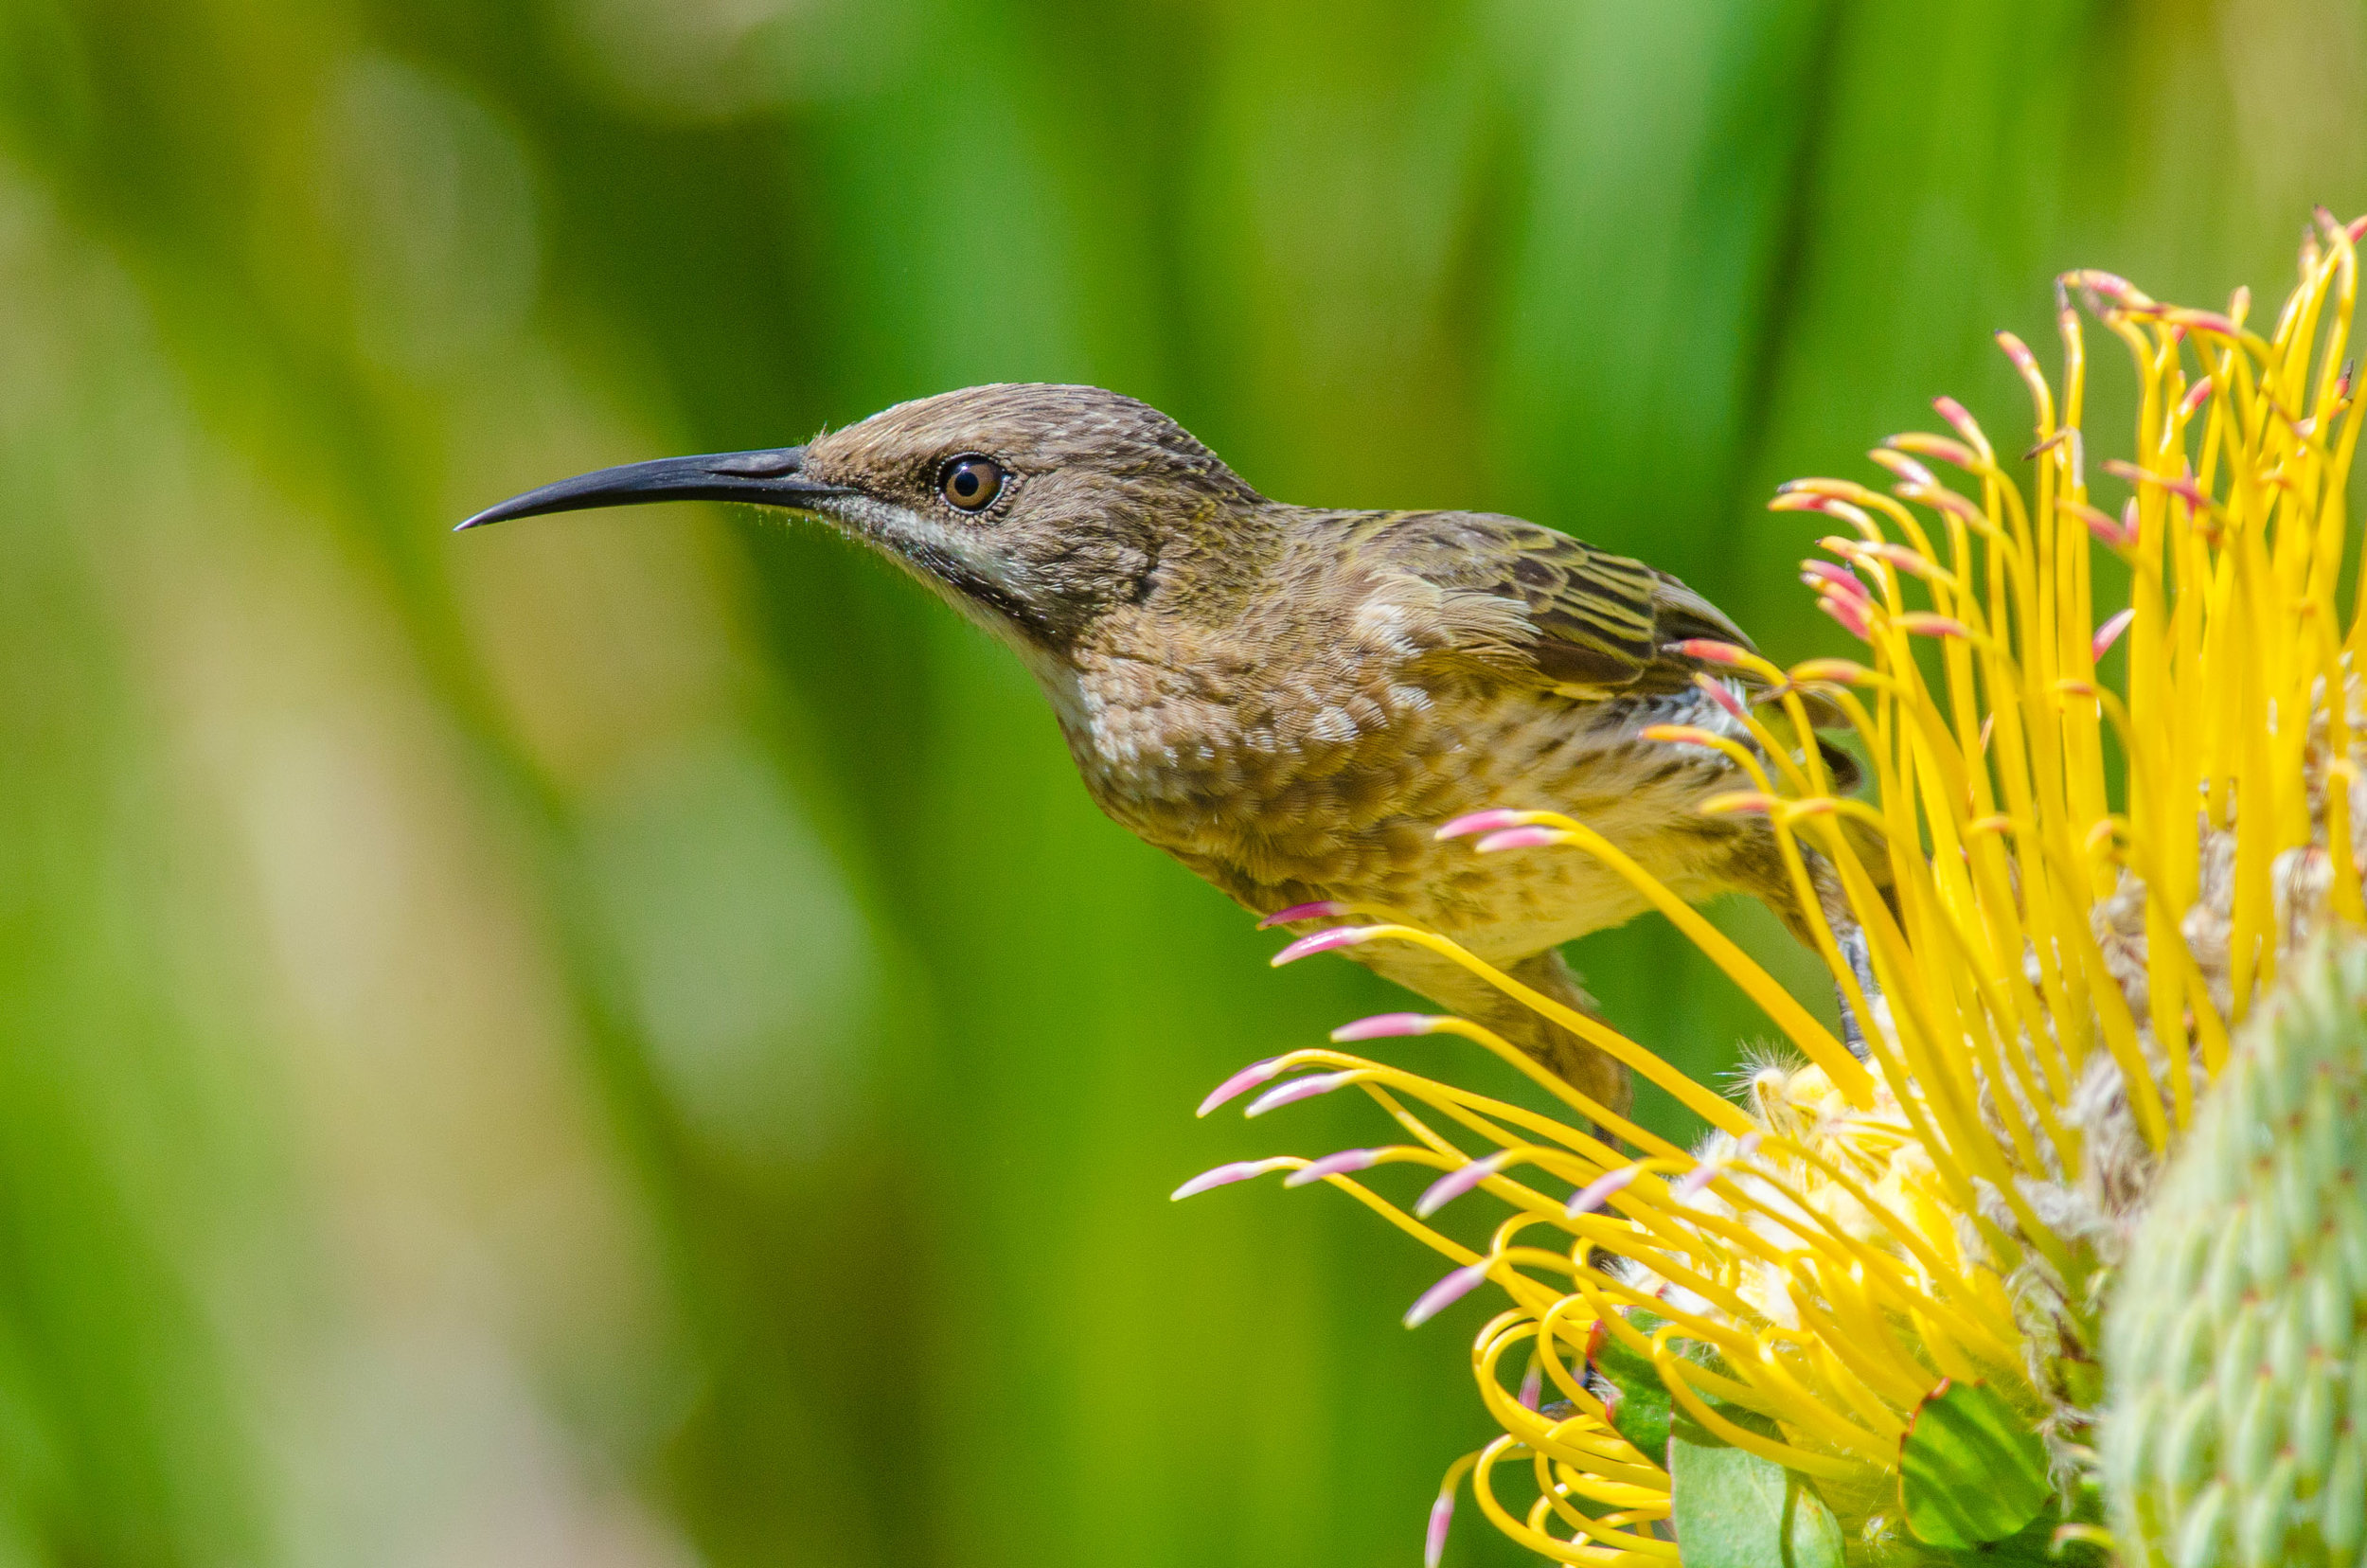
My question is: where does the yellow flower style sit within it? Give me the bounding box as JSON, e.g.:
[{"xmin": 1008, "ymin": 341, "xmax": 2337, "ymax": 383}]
[{"xmin": 1178, "ymin": 211, "xmax": 2367, "ymax": 1565}]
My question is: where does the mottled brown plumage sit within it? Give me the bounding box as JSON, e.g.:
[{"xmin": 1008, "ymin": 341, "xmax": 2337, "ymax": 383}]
[{"xmin": 463, "ymin": 383, "xmax": 1854, "ymax": 1114}]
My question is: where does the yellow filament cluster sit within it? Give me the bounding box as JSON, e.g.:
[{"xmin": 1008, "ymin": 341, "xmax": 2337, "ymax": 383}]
[
  {"xmin": 1234, "ymin": 1000, "xmax": 2026, "ymax": 1561},
  {"xmin": 1212, "ymin": 215, "xmax": 2367, "ymax": 1564}
]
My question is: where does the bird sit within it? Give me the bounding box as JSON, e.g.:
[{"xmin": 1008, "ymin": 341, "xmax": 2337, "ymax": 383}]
[{"xmin": 460, "ymin": 383, "xmax": 1863, "ymax": 1117}]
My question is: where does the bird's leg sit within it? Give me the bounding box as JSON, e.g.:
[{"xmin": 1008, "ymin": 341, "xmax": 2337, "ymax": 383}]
[
  {"xmin": 1496, "ymin": 949, "xmax": 1633, "ymax": 1121},
  {"xmin": 1833, "ymin": 923, "xmax": 1879, "ymax": 1060},
  {"xmin": 1345, "ymin": 943, "xmax": 1631, "ymax": 1123}
]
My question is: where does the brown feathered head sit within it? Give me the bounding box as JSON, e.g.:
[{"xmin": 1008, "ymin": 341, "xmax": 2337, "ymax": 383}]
[{"xmin": 460, "ymin": 383, "xmax": 1264, "ymax": 647}]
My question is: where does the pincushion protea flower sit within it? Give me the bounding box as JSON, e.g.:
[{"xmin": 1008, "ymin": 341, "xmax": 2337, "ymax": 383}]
[{"xmin": 1177, "ymin": 210, "xmax": 2367, "ymax": 1566}]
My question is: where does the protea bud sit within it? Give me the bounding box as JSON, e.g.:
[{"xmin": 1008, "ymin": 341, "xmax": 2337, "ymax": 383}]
[{"xmin": 2102, "ymin": 933, "xmax": 2367, "ymax": 1568}]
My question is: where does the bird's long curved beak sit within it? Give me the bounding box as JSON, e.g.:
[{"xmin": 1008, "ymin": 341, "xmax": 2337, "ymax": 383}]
[{"xmin": 454, "ymin": 446, "xmax": 856, "ymax": 531}]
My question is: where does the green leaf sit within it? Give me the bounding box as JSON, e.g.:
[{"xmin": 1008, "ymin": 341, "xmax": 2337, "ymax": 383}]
[
  {"xmin": 1670, "ymin": 1434, "xmax": 1846, "ymax": 1568},
  {"xmin": 1590, "ymin": 1310, "xmax": 1779, "ymax": 1455},
  {"xmin": 1898, "ymin": 1380, "xmax": 2054, "ymax": 1548},
  {"xmin": 1588, "ymin": 1319, "xmax": 1674, "ymax": 1456}
]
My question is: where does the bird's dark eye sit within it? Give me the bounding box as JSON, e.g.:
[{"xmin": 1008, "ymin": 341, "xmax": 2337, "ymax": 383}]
[{"xmin": 938, "ymin": 455, "xmax": 1006, "ymax": 512}]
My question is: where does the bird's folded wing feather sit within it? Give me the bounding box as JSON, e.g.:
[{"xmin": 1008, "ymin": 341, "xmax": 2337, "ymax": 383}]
[{"xmin": 1345, "ymin": 511, "xmax": 1753, "ymax": 699}]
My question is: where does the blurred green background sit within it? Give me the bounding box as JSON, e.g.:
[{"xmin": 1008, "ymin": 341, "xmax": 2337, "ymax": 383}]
[{"xmin": 0, "ymin": 1, "xmax": 2358, "ymax": 1563}]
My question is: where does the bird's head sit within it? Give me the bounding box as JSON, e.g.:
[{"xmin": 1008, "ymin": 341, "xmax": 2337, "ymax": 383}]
[{"xmin": 459, "ymin": 383, "xmax": 1266, "ymax": 650}]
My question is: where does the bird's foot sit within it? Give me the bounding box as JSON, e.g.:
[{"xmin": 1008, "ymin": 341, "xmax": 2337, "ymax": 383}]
[{"xmin": 1833, "ymin": 925, "xmax": 1879, "ymax": 1061}]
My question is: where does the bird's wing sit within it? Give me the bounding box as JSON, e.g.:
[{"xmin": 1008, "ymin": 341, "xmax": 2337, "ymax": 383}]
[
  {"xmin": 1344, "ymin": 510, "xmax": 1861, "ymax": 790},
  {"xmin": 1344, "ymin": 510, "xmax": 1753, "ymax": 699}
]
